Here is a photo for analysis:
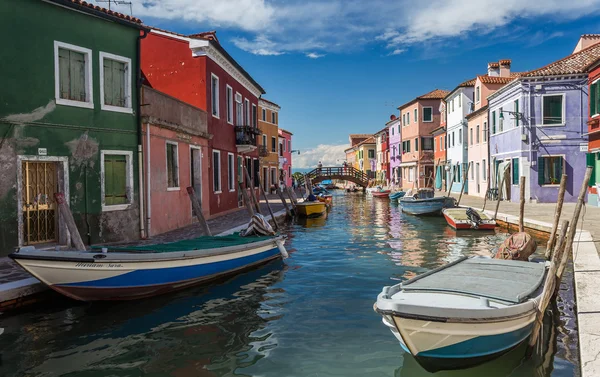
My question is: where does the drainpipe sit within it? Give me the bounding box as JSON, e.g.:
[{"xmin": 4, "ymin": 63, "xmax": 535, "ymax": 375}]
[{"xmin": 137, "ymin": 29, "xmax": 149, "ymax": 239}]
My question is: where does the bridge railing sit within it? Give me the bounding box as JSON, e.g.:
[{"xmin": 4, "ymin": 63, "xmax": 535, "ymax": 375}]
[{"xmin": 297, "ymin": 166, "xmax": 369, "ymax": 187}]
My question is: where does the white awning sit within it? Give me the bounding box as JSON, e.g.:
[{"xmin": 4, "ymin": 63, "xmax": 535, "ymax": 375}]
[{"xmin": 398, "ymin": 161, "xmax": 417, "ymax": 167}]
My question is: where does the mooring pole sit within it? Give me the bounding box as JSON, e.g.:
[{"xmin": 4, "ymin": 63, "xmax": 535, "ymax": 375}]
[{"xmin": 545, "ymin": 174, "xmax": 568, "ymax": 259}]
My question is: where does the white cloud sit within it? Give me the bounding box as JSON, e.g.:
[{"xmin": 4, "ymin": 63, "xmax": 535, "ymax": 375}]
[
  {"xmin": 388, "ymin": 49, "xmax": 406, "ymax": 56},
  {"xmin": 93, "ymin": 0, "xmax": 600, "ymax": 56},
  {"xmin": 306, "ymin": 52, "xmax": 325, "ymax": 59},
  {"xmin": 293, "ymin": 144, "xmax": 349, "ymax": 169}
]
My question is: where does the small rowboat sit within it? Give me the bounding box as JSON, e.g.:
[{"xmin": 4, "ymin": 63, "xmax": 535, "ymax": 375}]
[
  {"xmin": 372, "ymin": 190, "xmax": 391, "ymax": 198},
  {"xmin": 389, "ymin": 191, "xmax": 406, "ymax": 201},
  {"xmin": 10, "ymin": 234, "xmax": 287, "ymax": 301},
  {"xmin": 374, "ymin": 257, "xmax": 547, "ymax": 372},
  {"xmin": 442, "ymin": 207, "xmax": 496, "ymax": 230},
  {"xmin": 399, "ymin": 188, "xmax": 455, "ymax": 215},
  {"xmin": 295, "ymin": 201, "xmax": 327, "ymax": 217},
  {"xmin": 317, "ymin": 194, "xmax": 333, "ymax": 205}
]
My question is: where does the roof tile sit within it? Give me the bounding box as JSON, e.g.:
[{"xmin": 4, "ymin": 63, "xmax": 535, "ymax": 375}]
[
  {"xmin": 524, "ymin": 42, "xmax": 600, "ymax": 77},
  {"xmin": 58, "ymin": 0, "xmax": 143, "ymax": 24}
]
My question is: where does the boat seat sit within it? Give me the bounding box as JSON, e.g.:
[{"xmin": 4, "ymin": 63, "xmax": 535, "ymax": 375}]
[{"xmin": 400, "ymin": 257, "xmax": 545, "ymax": 304}]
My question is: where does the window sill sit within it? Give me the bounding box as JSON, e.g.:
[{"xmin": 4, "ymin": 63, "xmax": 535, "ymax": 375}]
[
  {"xmin": 102, "ymin": 203, "xmax": 132, "ymax": 212},
  {"xmin": 56, "ymin": 98, "xmax": 94, "ymax": 109},
  {"xmin": 423, "ymin": 120, "xmax": 433, "ymax": 123},
  {"xmin": 214, "ymin": 191, "xmax": 222, "ymax": 194},
  {"xmin": 212, "ymin": 114, "xmax": 220, "ymax": 119},
  {"xmin": 101, "ymin": 103, "xmax": 133, "ymax": 114},
  {"xmin": 229, "ymin": 189, "xmax": 236, "ymax": 192},
  {"xmin": 537, "ymin": 123, "xmax": 566, "ymax": 128},
  {"xmin": 167, "ymin": 187, "xmax": 180, "ymax": 191},
  {"xmin": 542, "ymin": 184, "xmax": 561, "ymax": 187}
]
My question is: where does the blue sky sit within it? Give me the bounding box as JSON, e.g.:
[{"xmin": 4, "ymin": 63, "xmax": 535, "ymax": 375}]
[{"xmin": 95, "ymin": 0, "xmax": 600, "ymax": 168}]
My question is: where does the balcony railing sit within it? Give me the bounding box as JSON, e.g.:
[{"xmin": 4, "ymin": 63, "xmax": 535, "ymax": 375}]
[
  {"xmin": 258, "ymin": 145, "xmax": 269, "ymax": 157},
  {"xmin": 235, "ymin": 125, "xmax": 260, "ymax": 146}
]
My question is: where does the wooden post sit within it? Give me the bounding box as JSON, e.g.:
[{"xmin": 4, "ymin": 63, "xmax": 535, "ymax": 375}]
[
  {"xmin": 54, "ymin": 192, "xmax": 86, "ymax": 251},
  {"xmin": 238, "ymin": 182, "xmax": 255, "ymax": 217},
  {"xmin": 277, "ymin": 186, "xmax": 293, "ymax": 217},
  {"xmin": 186, "ymin": 187, "xmax": 212, "ymax": 236},
  {"xmin": 256, "ymin": 174, "xmax": 279, "ymax": 231},
  {"xmin": 243, "ymin": 166, "xmax": 261, "ymax": 214},
  {"xmin": 457, "ymin": 163, "xmax": 470, "ymax": 206},
  {"xmin": 482, "ymin": 160, "xmax": 492, "ymax": 211},
  {"xmin": 493, "ymin": 166, "xmax": 509, "ymax": 220},
  {"xmin": 519, "ymin": 176, "xmax": 526, "ymax": 233},
  {"xmin": 303, "ymin": 174, "xmax": 311, "ymax": 199},
  {"xmin": 445, "ymin": 164, "xmax": 453, "ymax": 198},
  {"xmin": 545, "ymin": 174, "xmax": 568, "ymax": 259},
  {"xmin": 527, "ymin": 219, "xmax": 569, "ymax": 353},
  {"xmin": 556, "ymin": 166, "xmax": 593, "ymax": 284}
]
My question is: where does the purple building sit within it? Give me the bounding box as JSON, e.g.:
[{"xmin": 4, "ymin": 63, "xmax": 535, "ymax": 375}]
[
  {"xmin": 387, "ymin": 115, "xmax": 402, "ymax": 185},
  {"xmin": 489, "ymin": 38, "xmax": 599, "ymax": 203}
]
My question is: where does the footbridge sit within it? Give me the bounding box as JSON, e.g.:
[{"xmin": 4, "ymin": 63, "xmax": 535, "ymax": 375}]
[{"xmin": 298, "ymin": 166, "xmax": 369, "ymax": 188}]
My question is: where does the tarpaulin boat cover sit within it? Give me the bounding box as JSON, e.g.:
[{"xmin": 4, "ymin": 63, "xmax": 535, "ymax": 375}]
[{"xmin": 401, "ymin": 257, "xmax": 545, "ymax": 304}]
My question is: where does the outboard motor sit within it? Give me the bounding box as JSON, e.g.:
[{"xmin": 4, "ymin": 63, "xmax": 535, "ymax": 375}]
[{"xmin": 466, "ymin": 207, "xmax": 482, "ymax": 229}]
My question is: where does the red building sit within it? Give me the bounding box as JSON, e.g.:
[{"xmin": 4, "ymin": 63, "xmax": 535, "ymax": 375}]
[
  {"xmin": 141, "ymin": 29, "xmax": 265, "ymax": 217},
  {"xmin": 278, "ymin": 128, "xmax": 293, "ymax": 187},
  {"xmin": 587, "ymin": 61, "xmax": 600, "ymax": 206}
]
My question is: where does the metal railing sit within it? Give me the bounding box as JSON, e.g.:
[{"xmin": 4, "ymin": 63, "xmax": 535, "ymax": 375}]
[{"xmin": 235, "ymin": 125, "xmax": 261, "ymax": 146}]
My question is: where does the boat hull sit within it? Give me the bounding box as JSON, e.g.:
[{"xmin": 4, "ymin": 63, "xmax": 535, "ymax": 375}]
[
  {"xmin": 372, "ymin": 191, "xmax": 391, "ymax": 198},
  {"xmin": 400, "ymin": 197, "xmax": 453, "ymax": 215},
  {"xmin": 389, "ymin": 192, "xmax": 405, "ymax": 201},
  {"xmin": 296, "ymin": 202, "xmax": 327, "ymax": 217},
  {"xmin": 11, "ymin": 239, "xmax": 283, "ymax": 301},
  {"xmin": 443, "ymin": 210, "xmax": 496, "ymax": 230}
]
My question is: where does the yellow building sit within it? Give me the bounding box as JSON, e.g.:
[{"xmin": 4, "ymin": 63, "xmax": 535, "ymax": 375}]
[
  {"xmin": 258, "ymin": 99, "xmax": 280, "ymax": 191},
  {"xmin": 356, "ymin": 137, "xmax": 376, "ymax": 178}
]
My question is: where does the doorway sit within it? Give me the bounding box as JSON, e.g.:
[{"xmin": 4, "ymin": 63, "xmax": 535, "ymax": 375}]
[
  {"xmin": 190, "ymin": 147, "xmax": 202, "ymax": 214},
  {"xmin": 476, "ymin": 162, "xmax": 480, "ymax": 194},
  {"xmin": 21, "ymin": 161, "xmax": 58, "ymax": 245}
]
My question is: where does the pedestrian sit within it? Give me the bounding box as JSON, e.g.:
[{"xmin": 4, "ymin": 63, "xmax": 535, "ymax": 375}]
[{"xmin": 317, "ymin": 161, "xmax": 322, "ymax": 174}]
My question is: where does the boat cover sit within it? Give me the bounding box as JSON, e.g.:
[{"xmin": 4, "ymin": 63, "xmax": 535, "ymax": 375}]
[
  {"xmin": 401, "ymin": 257, "xmax": 545, "ymax": 304},
  {"xmin": 91, "ymin": 233, "xmax": 274, "ymax": 253}
]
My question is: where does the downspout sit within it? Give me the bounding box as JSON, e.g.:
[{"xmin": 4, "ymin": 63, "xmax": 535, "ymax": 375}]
[{"xmin": 137, "ymin": 29, "xmax": 148, "ymax": 239}]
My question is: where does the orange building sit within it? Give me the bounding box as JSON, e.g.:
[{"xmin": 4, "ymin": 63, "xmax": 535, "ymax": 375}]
[{"xmin": 258, "ymin": 99, "xmax": 280, "ymax": 191}]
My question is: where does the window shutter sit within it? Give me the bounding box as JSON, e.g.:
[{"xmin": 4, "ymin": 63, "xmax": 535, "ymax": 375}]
[
  {"xmin": 588, "ymin": 153, "xmax": 596, "ymax": 186},
  {"xmin": 105, "ymin": 156, "xmax": 114, "ymax": 205},
  {"xmin": 104, "ymin": 155, "xmax": 127, "ymax": 205},
  {"xmin": 69, "ymin": 50, "xmax": 86, "ymax": 102},
  {"xmin": 538, "ymin": 157, "xmax": 545, "ymax": 185},
  {"xmin": 591, "ymin": 83, "xmax": 597, "ymax": 116},
  {"xmin": 104, "ymin": 59, "xmax": 113, "ymax": 105},
  {"xmin": 512, "ymin": 159, "xmax": 519, "ymax": 185},
  {"xmin": 113, "ymin": 61, "xmax": 126, "ymax": 107},
  {"xmin": 58, "ymin": 48, "xmax": 70, "ymax": 100},
  {"xmin": 415, "ymin": 138, "xmax": 419, "ymax": 151}
]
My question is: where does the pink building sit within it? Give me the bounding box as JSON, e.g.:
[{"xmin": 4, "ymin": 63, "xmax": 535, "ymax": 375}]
[{"xmin": 278, "ymin": 128, "xmax": 293, "ymax": 187}]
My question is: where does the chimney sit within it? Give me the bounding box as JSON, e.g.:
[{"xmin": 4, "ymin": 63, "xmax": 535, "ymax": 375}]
[
  {"xmin": 573, "ymin": 34, "xmax": 600, "ymax": 54},
  {"xmin": 499, "ymin": 59, "xmax": 511, "ymax": 77},
  {"xmin": 487, "ymin": 62, "xmax": 500, "ymax": 77}
]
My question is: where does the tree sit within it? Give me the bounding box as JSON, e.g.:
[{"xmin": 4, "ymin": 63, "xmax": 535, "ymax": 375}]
[{"xmin": 292, "ymin": 172, "xmax": 304, "ymax": 181}]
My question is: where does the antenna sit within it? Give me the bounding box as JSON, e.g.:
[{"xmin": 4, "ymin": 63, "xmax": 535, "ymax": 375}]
[{"xmin": 96, "ymin": 0, "xmax": 133, "ymax": 15}]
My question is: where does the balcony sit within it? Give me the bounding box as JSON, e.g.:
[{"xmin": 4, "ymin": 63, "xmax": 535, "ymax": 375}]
[
  {"xmin": 258, "ymin": 145, "xmax": 269, "ymax": 157},
  {"xmin": 235, "ymin": 125, "xmax": 260, "ymax": 153}
]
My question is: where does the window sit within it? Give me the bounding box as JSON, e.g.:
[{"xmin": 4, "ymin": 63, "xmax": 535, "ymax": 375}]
[
  {"xmin": 476, "ymin": 125, "xmax": 480, "ymax": 143},
  {"xmin": 482, "ymin": 159, "xmax": 487, "ymax": 180},
  {"xmin": 414, "ymin": 138, "xmax": 419, "ymax": 151},
  {"xmin": 368, "ymin": 149, "xmax": 375, "ymax": 159},
  {"xmin": 279, "ymin": 141, "xmax": 283, "ymax": 156},
  {"xmin": 514, "ymin": 99, "xmax": 519, "ymax": 127},
  {"xmin": 422, "ymin": 137, "xmax": 433, "ymax": 150},
  {"xmin": 391, "ymin": 127, "xmax": 394, "ymax": 136},
  {"xmin": 213, "ymin": 150, "xmax": 221, "ymax": 192},
  {"xmin": 237, "ymin": 156, "xmax": 243, "ymax": 184},
  {"xmin": 512, "ymin": 158, "xmax": 519, "ymax": 185},
  {"xmin": 262, "ymin": 108, "xmax": 266, "ymax": 121},
  {"xmin": 414, "ymin": 109, "xmax": 418, "ymax": 123},
  {"xmin": 54, "ymin": 41, "xmax": 93, "ymax": 109},
  {"xmin": 458, "ymin": 129, "xmax": 462, "ymax": 144},
  {"xmin": 452, "ymin": 98, "xmax": 455, "ymax": 112},
  {"xmin": 470, "ymin": 128, "xmax": 473, "ymax": 145},
  {"xmin": 226, "ymin": 85, "xmax": 233, "ymax": 124},
  {"xmin": 452, "ymin": 132, "xmax": 455, "ymax": 147},
  {"xmin": 542, "ymin": 94, "xmax": 564, "ymax": 125},
  {"xmin": 492, "ymin": 111, "xmax": 496, "ymax": 134},
  {"xmin": 434, "ymin": 138, "xmax": 436, "ymax": 151},
  {"xmin": 235, "ymin": 93, "xmax": 243, "ymax": 126},
  {"xmin": 483, "ymin": 121, "xmax": 488, "ymax": 142},
  {"xmin": 407, "ymin": 112, "xmax": 410, "ymax": 124},
  {"xmin": 252, "ymin": 104, "xmax": 257, "ymax": 128},
  {"xmin": 228, "ymin": 153, "xmax": 235, "ymax": 191},
  {"xmin": 423, "ymin": 107, "xmax": 433, "ymax": 122},
  {"xmin": 476, "ymin": 86, "xmax": 480, "ymax": 103},
  {"xmin": 538, "ymin": 156, "xmax": 564, "ymax": 185},
  {"xmin": 454, "ymin": 164, "xmax": 461, "ymax": 182},
  {"xmin": 271, "ymin": 136, "xmax": 276, "ymax": 152},
  {"xmin": 244, "ymin": 98, "xmax": 250, "ymax": 125},
  {"xmin": 591, "ymin": 80, "xmax": 600, "ymax": 117},
  {"xmin": 272, "ymin": 112, "xmax": 277, "ymax": 124},
  {"xmin": 262, "ymin": 134, "xmax": 267, "ymax": 146},
  {"xmin": 211, "ymin": 74, "xmax": 219, "ymax": 118},
  {"xmin": 271, "ymin": 168, "xmax": 277, "ymax": 186},
  {"xmin": 499, "ymin": 107, "xmax": 504, "ymax": 132},
  {"xmin": 282, "ymin": 139, "xmax": 286, "ymax": 152},
  {"xmin": 288, "ymin": 140, "xmax": 291, "ymax": 152},
  {"xmin": 471, "ymin": 162, "xmax": 474, "ymax": 179},
  {"xmin": 101, "ymin": 150, "xmax": 133, "ymax": 211},
  {"xmin": 165, "ymin": 142, "xmax": 180, "ymax": 190},
  {"xmin": 99, "ymin": 52, "xmax": 131, "ymax": 113},
  {"xmin": 444, "ymin": 135, "xmax": 447, "ymax": 149}
]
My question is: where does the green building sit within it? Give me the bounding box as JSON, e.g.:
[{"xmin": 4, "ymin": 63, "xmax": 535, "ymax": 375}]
[{"xmin": 0, "ymin": 0, "xmax": 148, "ymax": 254}]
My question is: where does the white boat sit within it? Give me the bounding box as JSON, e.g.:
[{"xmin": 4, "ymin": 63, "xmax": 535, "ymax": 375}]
[{"xmin": 374, "ymin": 256, "xmax": 546, "ymax": 372}]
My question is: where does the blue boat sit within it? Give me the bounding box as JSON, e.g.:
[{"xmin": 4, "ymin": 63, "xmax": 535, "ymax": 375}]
[
  {"xmin": 399, "ymin": 188, "xmax": 455, "ymax": 215},
  {"xmin": 388, "ymin": 191, "xmax": 406, "ymax": 201}
]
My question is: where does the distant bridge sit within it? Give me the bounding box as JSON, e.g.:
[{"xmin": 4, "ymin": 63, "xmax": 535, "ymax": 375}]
[{"xmin": 298, "ymin": 166, "xmax": 369, "ymax": 188}]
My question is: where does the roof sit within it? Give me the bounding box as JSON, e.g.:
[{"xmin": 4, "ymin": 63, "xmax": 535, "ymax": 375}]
[
  {"xmin": 499, "ymin": 59, "xmax": 512, "ymax": 65},
  {"xmin": 431, "ymin": 126, "xmax": 446, "ymax": 135},
  {"xmin": 445, "ymin": 78, "xmax": 477, "ymax": 99},
  {"xmin": 398, "ymin": 89, "xmax": 450, "ymax": 110},
  {"xmin": 375, "ymin": 126, "xmax": 389, "ymax": 135},
  {"xmin": 356, "ymin": 136, "xmax": 375, "ymax": 147},
  {"xmin": 349, "ymin": 133, "xmax": 372, "ymax": 138},
  {"xmin": 476, "ymin": 73, "xmax": 524, "ymax": 85},
  {"xmin": 523, "ymin": 42, "xmax": 600, "ymax": 77},
  {"xmin": 259, "ymin": 98, "xmax": 280, "ymax": 109},
  {"xmin": 48, "ymin": 0, "xmax": 144, "ymax": 27},
  {"xmin": 465, "ymin": 104, "xmax": 489, "ymax": 120},
  {"xmin": 488, "ymin": 62, "xmax": 500, "ymax": 68},
  {"xmin": 279, "ymin": 128, "xmax": 293, "ymax": 135}
]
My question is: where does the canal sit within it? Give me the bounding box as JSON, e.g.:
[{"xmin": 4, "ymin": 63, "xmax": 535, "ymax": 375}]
[{"xmin": 0, "ymin": 192, "xmax": 579, "ymax": 377}]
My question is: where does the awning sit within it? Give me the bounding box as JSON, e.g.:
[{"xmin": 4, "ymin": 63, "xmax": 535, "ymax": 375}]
[{"xmin": 398, "ymin": 161, "xmax": 417, "ymax": 167}]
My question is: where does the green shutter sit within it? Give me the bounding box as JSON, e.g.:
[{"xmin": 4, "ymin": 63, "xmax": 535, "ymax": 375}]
[
  {"xmin": 591, "ymin": 83, "xmax": 597, "ymax": 116},
  {"xmin": 104, "ymin": 59, "xmax": 113, "ymax": 105},
  {"xmin": 512, "ymin": 158, "xmax": 519, "ymax": 185},
  {"xmin": 544, "ymin": 96, "xmax": 563, "ymax": 125},
  {"xmin": 538, "ymin": 157, "xmax": 545, "ymax": 185},
  {"xmin": 588, "ymin": 153, "xmax": 596, "ymax": 186},
  {"xmin": 515, "ymin": 100, "xmax": 519, "ymax": 127},
  {"xmin": 104, "ymin": 155, "xmax": 127, "ymax": 205},
  {"xmin": 69, "ymin": 50, "xmax": 86, "ymax": 102},
  {"xmin": 113, "ymin": 60, "xmax": 126, "ymax": 106},
  {"xmin": 492, "ymin": 112, "xmax": 496, "ymax": 134},
  {"xmin": 556, "ymin": 157, "xmax": 563, "ymax": 180},
  {"xmin": 58, "ymin": 48, "xmax": 70, "ymax": 100}
]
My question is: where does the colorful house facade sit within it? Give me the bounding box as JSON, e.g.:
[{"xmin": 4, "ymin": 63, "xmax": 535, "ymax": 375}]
[
  {"xmin": 398, "ymin": 89, "xmax": 449, "ymax": 189},
  {"xmin": 375, "ymin": 127, "xmax": 389, "ymax": 184},
  {"xmin": 258, "ymin": 99, "xmax": 280, "ymax": 191},
  {"xmin": 0, "ymin": 0, "xmax": 146, "ymax": 253},
  {"xmin": 388, "ymin": 116, "xmax": 402, "ymax": 186},
  {"xmin": 432, "ymin": 126, "xmax": 447, "ymax": 190},
  {"xmin": 587, "ymin": 59, "xmax": 600, "ymax": 206},
  {"xmin": 466, "ymin": 60, "xmax": 519, "ymax": 198},
  {"xmin": 141, "ymin": 28, "xmax": 265, "ymax": 217},
  {"xmin": 488, "ymin": 38, "xmax": 599, "ymax": 203},
  {"xmin": 356, "ymin": 137, "xmax": 376, "ymax": 178},
  {"xmin": 279, "ymin": 128, "xmax": 293, "ymax": 187}
]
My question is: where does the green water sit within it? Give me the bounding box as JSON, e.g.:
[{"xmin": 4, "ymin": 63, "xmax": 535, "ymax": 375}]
[{"xmin": 0, "ymin": 193, "xmax": 579, "ymax": 376}]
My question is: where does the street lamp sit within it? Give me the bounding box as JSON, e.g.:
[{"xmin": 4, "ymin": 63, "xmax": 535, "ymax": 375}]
[{"xmin": 290, "ymin": 150, "xmax": 301, "ymax": 155}]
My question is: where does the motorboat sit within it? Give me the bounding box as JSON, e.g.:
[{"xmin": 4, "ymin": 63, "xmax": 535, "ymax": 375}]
[
  {"xmin": 399, "ymin": 188, "xmax": 455, "ymax": 215},
  {"xmin": 442, "ymin": 207, "xmax": 496, "ymax": 230},
  {"xmin": 388, "ymin": 191, "xmax": 406, "ymax": 201},
  {"xmin": 295, "ymin": 200, "xmax": 327, "ymax": 217}
]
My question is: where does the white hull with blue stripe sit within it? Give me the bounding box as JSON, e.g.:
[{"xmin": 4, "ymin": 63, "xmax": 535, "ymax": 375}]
[
  {"xmin": 10, "ymin": 236, "xmax": 287, "ymax": 301},
  {"xmin": 375, "ymin": 257, "xmax": 547, "ymax": 372}
]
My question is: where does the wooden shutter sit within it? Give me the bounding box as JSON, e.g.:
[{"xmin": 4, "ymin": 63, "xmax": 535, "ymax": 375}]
[
  {"xmin": 588, "ymin": 153, "xmax": 596, "ymax": 187},
  {"xmin": 538, "ymin": 157, "xmax": 545, "ymax": 185},
  {"xmin": 104, "ymin": 155, "xmax": 127, "ymax": 205},
  {"xmin": 104, "ymin": 59, "xmax": 126, "ymax": 107},
  {"xmin": 512, "ymin": 159, "xmax": 519, "ymax": 185},
  {"xmin": 58, "ymin": 48, "xmax": 70, "ymax": 99},
  {"xmin": 591, "ymin": 83, "xmax": 597, "ymax": 116},
  {"xmin": 69, "ymin": 50, "xmax": 86, "ymax": 101}
]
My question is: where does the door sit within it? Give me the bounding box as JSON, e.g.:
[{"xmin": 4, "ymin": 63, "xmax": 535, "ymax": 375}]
[
  {"xmin": 22, "ymin": 161, "xmax": 58, "ymax": 245},
  {"xmin": 476, "ymin": 162, "xmax": 480, "ymax": 193},
  {"xmin": 263, "ymin": 167, "xmax": 268, "ymax": 192},
  {"xmin": 190, "ymin": 148, "xmax": 202, "ymax": 214},
  {"xmin": 237, "ymin": 156, "xmax": 244, "ymax": 207}
]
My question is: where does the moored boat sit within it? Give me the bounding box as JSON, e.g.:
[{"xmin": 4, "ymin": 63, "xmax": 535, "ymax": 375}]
[
  {"xmin": 374, "ymin": 257, "xmax": 547, "ymax": 372},
  {"xmin": 295, "ymin": 200, "xmax": 327, "ymax": 217},
  {"xmin": 372, "ymin": 190, "xmax": 391, "ymax": 198},
  {"xmin": 442, "ymin": 207, "xmax": 496, "ymax": 230},
  {"xmin": 10, "ymin": 234, "xmax": 287, "ymax": 301},
  {"xmin": 389, "ymin": 191, "xmax": 406, "ymax": 201},
  {"xmin": 399, "ymin": 188, "xmax": 455, "ymax": 215},
  {"xmin": 317, "ymin": 194, "xmax": 333, "ymax": 205}
]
